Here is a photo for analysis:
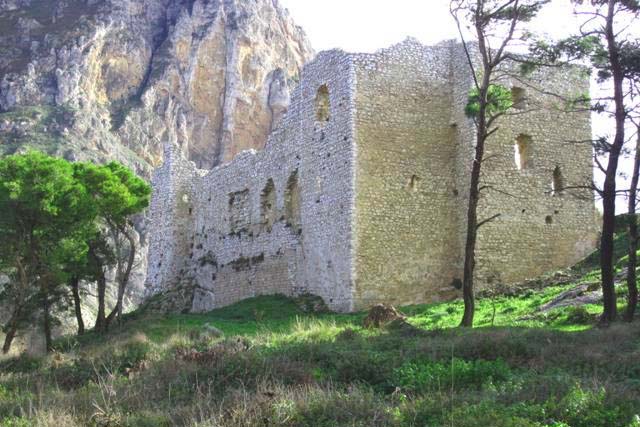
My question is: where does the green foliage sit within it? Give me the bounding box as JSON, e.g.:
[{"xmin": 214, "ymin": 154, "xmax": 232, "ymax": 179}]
[
  {"xmin": 2, "ymin": 222, "xmax": 640, "ymax": 426},
  {"xmin": 490, "ymin": 0, "xmax": 550, "ymax": 22},
  {"xmin": 74, "ymin": 161, "xmax": 150, "ymax": 228},
  {"xmin": 0, "ymin": 355, "xmax": 42, "ymax": 373},
  {"xmin": 547, "ymin": 385, "xmax": 626, "ymax": 427},
  {"xmin": 564, "ymin": 306, "xmax": 593, "ymax": 324},
  {"xmin": 0, "ymin": 417, "xmax": 31, "ymax": 427},
  {"xmin": 0, "ymin": 151, "xmax": 92, "ymax": 339},
  {"xmin": 393, "ymin": 358, "xmax": 513, "ymax": 393},
  {"xmin": 0, "ymin": 151, "xmax": 150, "ymax": 352},
  {"xmin": 465, "ymin": 83, "xmax": 513, "ymax": 119}
]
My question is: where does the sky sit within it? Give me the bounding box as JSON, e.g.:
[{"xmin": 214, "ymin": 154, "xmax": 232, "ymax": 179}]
[
  {"xmin": 279, "ymin": 0, "xmax": 636, "ymax": 212},
  {"xmin": 279, "ymin": 0, "xmax": 579, "ymax": 53}
]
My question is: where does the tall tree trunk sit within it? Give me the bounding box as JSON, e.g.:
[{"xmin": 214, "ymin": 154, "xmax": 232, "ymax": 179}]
[
  {"xmin": 461, "ymin": 82, "xmax": 490, "ymax": 328},
  {"xmin": 460, "ymin": 2, "xmax": 495, "ymax": 328},
  {"xmin": 105, "ymin": 225, "xmax": 136, "ymax": 328},
  {"xmin": 70, "ymin": 276, "xmax": 85, "ymax": 335},
  {"xmin": 3, "ymin": 258, "xmax": 29, "ymax": 354},
  {"xmin": 625, "ymin": 127, "xmax": 640, "ymax": 322},
  {"xmin": 91, "ymin": 245, "xmax": 107, "ymax": 333},
  {"xmin": 599, "ymin": 0, "xmax": 626, "ymax": 324},
  {"xmin": 95, "ymin": 270, "xmax": 107, "ymax": 333},
  {"xmin": 42, "ymin": 290, "xmax": 53, "ymax": 352}
]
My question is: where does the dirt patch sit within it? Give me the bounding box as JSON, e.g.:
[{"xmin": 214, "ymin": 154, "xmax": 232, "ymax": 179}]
[{"xmin": 175, "ymin": 337, "xmax": 250, "ymax": 364}]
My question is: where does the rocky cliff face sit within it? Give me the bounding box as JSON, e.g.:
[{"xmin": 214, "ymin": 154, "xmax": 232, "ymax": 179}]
[
  {"xmin": 0, "ymin": 0, "xmax": 313, "ymax": 172},
  {"xmin": 0, "ymin": 0, "xmax": 313, "ymax": 316}
]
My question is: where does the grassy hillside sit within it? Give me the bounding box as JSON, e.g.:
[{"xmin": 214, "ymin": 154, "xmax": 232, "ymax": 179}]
[{"xmin": 1, "ymin": 230, "xmax": 640, "ymax": 426}]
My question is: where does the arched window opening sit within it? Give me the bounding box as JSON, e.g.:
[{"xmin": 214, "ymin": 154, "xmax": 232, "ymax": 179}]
[
  {"xmin": 552, "ymin": 166, "xmax": 564, "ymax": 196},
  {"xmin": 285, "ymin": 170, "xmax": 302, "ymax": 233},
  {"xmin": 515, "ymin": 134, "xmax": 533, "ymax": 170},
  {"xmin": 260, "ymin": 179, "xmax": 277, "ymax": 230},
  {"xmin": 511, "ymin": 87, "xmax": 526, "ymax": 110},
  {"xmin": 315, "ymin": 84, "xmax": 330, "ymax": 122}
]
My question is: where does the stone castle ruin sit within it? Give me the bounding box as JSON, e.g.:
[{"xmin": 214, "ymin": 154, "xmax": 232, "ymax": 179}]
[{"xmin": 145, "ymin": 39, "xmax": 599, "ymax": 313}]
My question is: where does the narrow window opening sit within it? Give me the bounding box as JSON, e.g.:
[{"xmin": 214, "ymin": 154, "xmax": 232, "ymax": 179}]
[
  {"xmin": 229, "ymin": 189, "xmax": 250, "ymax": 233},
  {"xmin": 552, "ymin": 166, "xmax": 564, "ymax": 196},
  {"xmin": 545, "ymin": 215, "xmax": 553, "ymax": 225},
  {"xmin": 408, "ymin": 174, "xmax": 421, "ymax": 192},
  {"xmin": 285, "ymin": 170, "xmax": 302, "ymax": 232},
  {"xmin": 515, "ymin": 134, "xmax": 533, "ymax": 170},
  {"xmin": 315, "ymin": 84, "xmax": 330, "ymax": 122},
  {"xmin": 260, "ymin": 179, "xmax": 277, "ymax": 230},
  {"xmin": 511, "ymin": 87, "xmax": 526, "ymax": 110}
]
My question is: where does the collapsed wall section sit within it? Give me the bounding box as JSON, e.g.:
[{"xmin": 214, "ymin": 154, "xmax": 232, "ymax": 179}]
[
  {"xmin": 352, "ymin": 39, "xmax": 464, "ymax": 309},
  {"xmin": 144, "ymin": 144, "xmax": 202, "ymax": 311},
  {"xmin": 145, "ymin": 50, "xmax": 357, "ymax": 312}
]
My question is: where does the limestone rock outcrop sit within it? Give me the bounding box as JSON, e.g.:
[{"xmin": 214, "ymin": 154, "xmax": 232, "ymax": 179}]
[
  {"xmin": 0, "ymin": 0, "xmax": 313, "ymax": 172},
  {"xmin": 0, "ymin": 0, "xmax": 313, "ymax": 311}
]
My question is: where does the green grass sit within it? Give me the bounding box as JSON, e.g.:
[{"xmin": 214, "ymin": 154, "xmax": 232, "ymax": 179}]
[{"xmin": 1, "ymin": 228, "xmax": 640, "ymax": 426}]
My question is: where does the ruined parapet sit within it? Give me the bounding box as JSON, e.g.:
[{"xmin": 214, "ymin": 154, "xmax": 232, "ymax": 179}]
[
  {"xmin": 145, "ymin": 48, "xmax": 358, "ymax": 313},
  {"xmin": 144, "ymin": 143, "xmax": 200, "ymax": 310},
  {"xmin": 145, "ymin": 38, "xmax": 598, "ymax": 314}
]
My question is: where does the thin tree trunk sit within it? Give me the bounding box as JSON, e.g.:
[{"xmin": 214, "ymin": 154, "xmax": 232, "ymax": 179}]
[
  {"xmin": 625, "ymin": 127, "xmax": 640, "ymax": 322},
  {"xmin": 105, "ymin": 225, "xmax": 136, "ymax": 327},
  {"xmin": 460, "ymin": 1, "xmax": 495, "ymax": 328},
  {"xmin": 95, "ymin": 270, "xmax": 107, "ymax": 333},
  {"xmin": 2, "ymin": 316, "xmax": 19, "ymax": 354},
  {"xmin": 460, "ymin": 79, "xmax": 489, "ymax": 327},
  {"xmin": 3, "ymin": 258, "xmax": 29, "ymax": 354},
  {"xmin": 42, "ymin": 290, "xmax": 53, "ymax": 352},
  {"xmin": 92, "ymin": 245, "xmax": 107, "ymax": 333},
  {"xmin": 70, "ymin": 276, "xmax": 85, "ymax": 335},
  {"xmin": 461, "ymin": 153, "xmax": 482, "ymax": 327},
  {"xmin": 599, "ymin": 0, "xmax": 626, "ymax": 325}
]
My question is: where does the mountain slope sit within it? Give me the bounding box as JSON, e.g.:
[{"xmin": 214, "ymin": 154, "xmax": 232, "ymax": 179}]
[{"xmin": 0, "ymin": 0, "xmax": 313, "ymax": 173}]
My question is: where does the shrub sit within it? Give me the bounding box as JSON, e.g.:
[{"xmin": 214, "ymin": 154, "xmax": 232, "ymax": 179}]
[
  {"xmin": 564, "ymin": 306, "xmax": 593, "ymax": 325},
  {"xmin": 393, "ymin": 358, "xmax": 513, "ymax": 394},
  {"xmin": 0, "ymin": 417, "xmax": 31, "ymax": 427},
  {"xmin": 546, "ymin": 385, "xmax": 629, "ymax": 427},
  {"xmin": 49, "ymin": 358, "xmax": 96, "ymax": 390},
  {"xmin": 0, "ymin": 355, "xmax": 42, "ymax": 373}
]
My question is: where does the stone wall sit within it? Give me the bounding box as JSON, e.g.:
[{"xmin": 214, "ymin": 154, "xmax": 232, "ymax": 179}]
[
  {"xmin": 146, "ymin": 50, "xmax": 357, "ymax": 312},
  {"xmin": 352, "ymin": 40, "xmax": 464, "ymax": 310},
  {"xmin": 472, "ymin": 64, "xmax": 599, "ymax": 287},
  {"xmin": 146, "ymin": 38, "xmax": 598, "ymax": 313}
]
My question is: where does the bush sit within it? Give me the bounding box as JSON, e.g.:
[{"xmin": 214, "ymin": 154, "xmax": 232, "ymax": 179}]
[
  {"xmin": 0, "ymin": 355, "xmax": 42, "ymax": 373},
  {"xmin": 564, "ymin": 306, "xmax": 593, "ymax": 325},
  {"xmin": 547, "ymin": 385, "xmax": 627, "ymax": 427},
  {"xmin": 0, "ymin": 417, "xmax": 31, "ymax": 427},
  {"xmin": 49, "ymin": 358, "xmax": 96, "ymax": 390},
  {"xmin": 393, "ymin": 358, "xmax": 513, "ymax": 394}
]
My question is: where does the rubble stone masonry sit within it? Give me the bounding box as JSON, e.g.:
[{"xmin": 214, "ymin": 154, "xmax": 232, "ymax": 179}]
[{"xmin": 145, "ymin": 39, "xmax": 599, "ymax": 312}]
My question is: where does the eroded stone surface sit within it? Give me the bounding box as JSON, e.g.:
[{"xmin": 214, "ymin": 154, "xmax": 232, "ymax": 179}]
[
  {"xmin": 0, "ymin": 0, "xmax": 312, "ymax": 170},
  {"xmin": 145, "ymin": 39, "xmax": 599, "ymax": 313}
]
